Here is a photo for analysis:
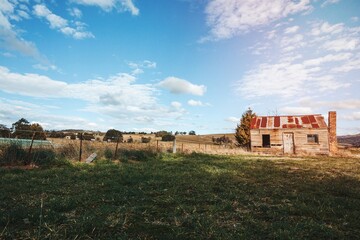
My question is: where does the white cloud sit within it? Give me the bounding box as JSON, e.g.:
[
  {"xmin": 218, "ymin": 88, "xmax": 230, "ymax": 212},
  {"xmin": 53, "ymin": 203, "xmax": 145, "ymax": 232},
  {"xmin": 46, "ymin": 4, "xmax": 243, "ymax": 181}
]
[
  {"xmin": 300, "ymin": 99, "xmax": 360, "ymax": 110},
  {"xmin": 0, "ymin": 1, "xmax": 43, "ymax": 60},
  {"xmin": 32, "ymin": 63, "xmax": 58, "ymax": 71},
  {"xmin": 279, "ymin": 106, "xmax": 313, "ymax": 115},
  {"xmin": 72, "ymin": 0, "xmax": 139, "ymax": 15},
  {"xmin": 158, "ymin": 77, "xmax": 206, "ymax": 96},
  {"xmin": 241, "ymin": 19, "xmax": 359, "ymax": 99},
  {"xmin": 68, "ymin": 7, "xmax": 82, "ymax": 18},
  {"xmin": 171, "ymin": 101, "xmax": 182, "ymax": 108},
  {"xmin": 202, "ymin": 0, "xmax": 312, "ymax": 41},
  {"xmin": 0, "ymin": 66, "xmax": 188, "ymax": 128},
  {"xmin": 128, "ymin": 60, "xmax": 156, "ymax": 75},
  {"xmin": 187, "ymin": 99, "xmax": 209, "ymax": 107},
  {"xmin": 310, "ymin": 21, "xmax": 344, "ymax": 36},
  {"xmin": 322, "ymin": 37, "xmax": 359, "ymax": 52},
  {"xmin": 284, "ymin": 25, "xmax": 299, "ymax": 34},
  {"xmin": 33, "ymin": 4, "xmax": 94, "ymax": 39},
  {"xmin": 321, "ymin": 0, "xmax": 340, "ymax": 8},
  {"xmin": 303, "ymin": 53, "xmax": 352, "ymax": 66},
  {"xmin": 225, "ymin": 117, "xmax": 239, "ymax": 123},
  {"xmin": 343, "ymin": 112, "xmax": 360, "ymax": 121},
  {"xmin": 0, "ymin": 66, "xmax": 67, "ymax": 97}
]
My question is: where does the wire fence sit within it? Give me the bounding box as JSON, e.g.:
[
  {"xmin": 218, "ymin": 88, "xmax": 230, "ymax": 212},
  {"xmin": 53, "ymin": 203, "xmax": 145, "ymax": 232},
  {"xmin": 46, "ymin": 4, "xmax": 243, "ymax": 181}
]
[{"xmin": 0, "ymin": 130, "xmax": 246, "ymax": 166}]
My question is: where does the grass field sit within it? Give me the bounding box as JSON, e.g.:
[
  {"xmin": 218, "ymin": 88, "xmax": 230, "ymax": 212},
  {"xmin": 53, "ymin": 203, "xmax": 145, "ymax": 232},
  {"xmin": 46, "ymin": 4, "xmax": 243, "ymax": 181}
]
[{"xmin": 1, "ymin": 154, "xmax": 359, "ymax": 239}]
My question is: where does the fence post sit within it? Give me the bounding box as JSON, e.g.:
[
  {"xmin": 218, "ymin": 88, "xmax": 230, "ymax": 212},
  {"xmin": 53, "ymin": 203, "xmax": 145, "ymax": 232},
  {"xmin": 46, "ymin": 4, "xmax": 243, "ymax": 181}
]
[
  {"xmin": 172, "ymin": 138, "xmax": 176, "ymax": 153},
  {"xmin": 156, "ymin": 140, "xmax": 159, "ymax": 152},
  {"xmin": 114, "ymin": 136, "xmax": 120, "ymax": 159},
  {"xmin": 79, "ymin": 133, "xmax": 83, "ymax": 162},
  {"xmin": 27, "ymin": 131, "xmax": 36, "ymax": 165},
  {"xmin": 182, "ymin": 143, "xmax": 184, "ymax": 153}
]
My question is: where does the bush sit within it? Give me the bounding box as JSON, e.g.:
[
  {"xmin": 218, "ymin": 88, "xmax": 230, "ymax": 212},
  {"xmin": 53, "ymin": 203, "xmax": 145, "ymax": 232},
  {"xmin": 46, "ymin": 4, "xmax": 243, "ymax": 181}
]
[
  {"xmin": 33, "ymin": 149, "xmax": 71, "ymax": 167},
  {"xmin": 117, "ymin": 149, "xmax": 161, "ymax": 162},
  {"xmin": 32, "ymin": 149, "xmax": 56, "ymax": 166},
  {"xmin": 57, "ymin": 143, "xmax": 78, "ymax": 160},
  {"xmin": 141, "ymin": 137, "xmax": 151, "ymax": 143},
  {"xmin": 0, "ymin": 143, "xmax": 27, "ymax": 165},
  {"xmin": 104, "ymin": 148, "xmax": 113, "ymax": 160},
  {"xmin": 161, "ymin": 134, "xmax": 175, "ymax": 142}
]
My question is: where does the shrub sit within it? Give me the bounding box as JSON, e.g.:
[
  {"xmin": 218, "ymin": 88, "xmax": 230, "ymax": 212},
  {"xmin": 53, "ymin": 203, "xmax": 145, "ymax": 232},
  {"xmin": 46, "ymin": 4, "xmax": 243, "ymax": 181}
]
[
  {"xmin": 31, "ymin": 149, "xmax": 70, "ymax": 167},
  {"xmin": 161, "ymin": 134, "xmax": 175, "ymax": 142},
  {"xmin": 32, "ymin": 149, "xmax": 55, "ymax": 166},
  {"xmin": 0, "ymin": 143, "xmax": 27, "ymax": 165},
  {"xmin": 104, "ymin": 148, "xmax": 113, "ymax": 160},
  {"xmin": 118, "ymin": 148, "xmax": 161, "ymax": 162},
  {"xmin": 57, "ymin": 143, "xmax": 78, "ymax": 160},
  {"xmin": 141, "ymin": 137, "xmax": 151, "ymax": 143}
]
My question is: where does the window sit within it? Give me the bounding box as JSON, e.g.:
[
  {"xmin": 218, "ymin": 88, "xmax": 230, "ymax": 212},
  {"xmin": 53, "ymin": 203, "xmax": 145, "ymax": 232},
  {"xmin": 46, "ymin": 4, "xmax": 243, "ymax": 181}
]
[
  {"xmin": 307, "ymin": 134, "xmax": 319, "ymax": 143},
  {"xmin": 262, "ymin": 134, "xmax": 270, "ymax": 148}
]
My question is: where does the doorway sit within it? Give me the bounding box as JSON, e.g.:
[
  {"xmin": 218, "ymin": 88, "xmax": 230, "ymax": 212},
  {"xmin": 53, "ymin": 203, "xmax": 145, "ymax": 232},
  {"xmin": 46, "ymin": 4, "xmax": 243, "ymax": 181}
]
[{"xmin": 283, "ymin": 133, "xmax": 294, "ymax": 154}]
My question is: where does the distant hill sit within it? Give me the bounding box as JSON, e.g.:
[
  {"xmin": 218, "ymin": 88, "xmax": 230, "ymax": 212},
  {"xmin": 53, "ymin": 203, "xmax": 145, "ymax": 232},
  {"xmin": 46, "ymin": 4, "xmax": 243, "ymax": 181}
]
[{"xmin": 338, "ymin": 134, "xmax": 360, "ymax": 147}]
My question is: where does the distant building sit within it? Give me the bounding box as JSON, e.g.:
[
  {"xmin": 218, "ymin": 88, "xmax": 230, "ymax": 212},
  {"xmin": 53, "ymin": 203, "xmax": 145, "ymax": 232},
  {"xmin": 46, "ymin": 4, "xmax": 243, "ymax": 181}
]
[{"xmin": 250, "ymin": 111, "xmax": 337, "ymax": 155}]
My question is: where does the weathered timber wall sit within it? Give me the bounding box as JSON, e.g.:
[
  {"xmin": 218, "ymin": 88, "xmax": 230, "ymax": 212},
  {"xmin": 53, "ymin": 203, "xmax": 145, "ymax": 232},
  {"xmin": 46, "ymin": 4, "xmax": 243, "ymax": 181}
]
[{"xmin": 250, "ymin": 128, "xmax": 329, "ymax": 155}]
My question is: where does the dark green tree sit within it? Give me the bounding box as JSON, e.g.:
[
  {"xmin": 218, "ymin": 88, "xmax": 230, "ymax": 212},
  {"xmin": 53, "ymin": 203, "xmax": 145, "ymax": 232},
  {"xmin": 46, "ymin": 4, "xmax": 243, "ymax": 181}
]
[
  {"xmin": 235, "ymin": 108, "xmax": 256, "ymax": 150},
  {"xmin": 162, "ymin": 134, "xmax": 175, "ymax": 141},
  {"xmin": 103, "ymin": 129, "xmax": 123, "ymax": 142},
  {"xmin": 155, "ymin": 130, "xmax": 170, "ymax": 138},
  {"xmin": 12, "ymin": 118, "xmax": 32, "ymax": 139},
  {"xmin": 188, "ymin": 130, "xmax": 196, "ymax": 135}
]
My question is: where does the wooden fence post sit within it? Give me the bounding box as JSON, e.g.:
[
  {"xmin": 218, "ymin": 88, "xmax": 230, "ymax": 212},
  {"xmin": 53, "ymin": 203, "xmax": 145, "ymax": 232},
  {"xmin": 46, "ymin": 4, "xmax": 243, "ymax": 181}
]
[
  {"xmin": 27, "ymin": 131, "xmax": 36, "ymax": 165},
  {"xmin": 172, "ymin": 139, "xmax": 176, "ymax": 153},
  {"xmin": 156, "ymin": 140, "xmax": 159, "ymax": 152},
  {"xmin": 114, "ymin": 136, "xmax": 120, "ymax": 159},
  {"xmin": 79, "ymin": 133, "xmax": 83, "ymax": 162}
]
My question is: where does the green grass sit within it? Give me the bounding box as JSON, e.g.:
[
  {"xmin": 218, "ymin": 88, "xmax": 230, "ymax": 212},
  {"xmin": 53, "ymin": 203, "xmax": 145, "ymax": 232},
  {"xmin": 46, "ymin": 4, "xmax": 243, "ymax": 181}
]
[{"xmin": 1, "ymin": 153, "xmax": 359, "ymax": 239}]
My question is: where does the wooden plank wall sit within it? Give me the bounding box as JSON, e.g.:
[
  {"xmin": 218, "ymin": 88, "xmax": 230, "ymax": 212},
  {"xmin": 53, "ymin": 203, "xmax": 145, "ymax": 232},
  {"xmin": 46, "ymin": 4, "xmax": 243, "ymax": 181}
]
[{"xmin": 250, "ymin": 129, "xmax": 329, "ymax": 155}]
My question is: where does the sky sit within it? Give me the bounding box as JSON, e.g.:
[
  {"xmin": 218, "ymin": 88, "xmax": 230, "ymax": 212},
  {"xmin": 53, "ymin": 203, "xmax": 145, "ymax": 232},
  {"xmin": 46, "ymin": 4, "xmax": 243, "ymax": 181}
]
[{"xmin": 0, "ymin": 0, "xmax": 359, "ymax": 135}]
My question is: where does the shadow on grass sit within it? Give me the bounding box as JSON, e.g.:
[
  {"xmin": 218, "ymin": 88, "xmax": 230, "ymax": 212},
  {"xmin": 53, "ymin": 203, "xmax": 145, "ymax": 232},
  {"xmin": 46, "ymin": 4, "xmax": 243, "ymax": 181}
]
[{"xmin": 0, "ymin": 154, "xmax": 359, "ymax": 239}]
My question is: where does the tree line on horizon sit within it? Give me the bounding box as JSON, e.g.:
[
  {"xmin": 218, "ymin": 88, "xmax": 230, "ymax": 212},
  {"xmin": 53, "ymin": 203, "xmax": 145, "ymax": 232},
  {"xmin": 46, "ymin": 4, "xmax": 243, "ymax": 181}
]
[
  {"xmin": 0, "ymin": 118, "xmax": 199, "ymax": 143},
  {"xmin": 1, "ymin": 110, "xmax": 254, "ymax": 148}
]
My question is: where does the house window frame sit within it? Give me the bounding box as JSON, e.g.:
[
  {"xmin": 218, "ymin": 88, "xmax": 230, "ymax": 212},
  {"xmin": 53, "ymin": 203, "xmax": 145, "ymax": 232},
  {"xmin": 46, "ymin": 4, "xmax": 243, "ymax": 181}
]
[
  {"xmin": 262, "ymin": 134, "xmax": 271, "ymax": 148},
  {"xmin": 307, "ymin": 134, "xmax": 319, "ymax": 144}
]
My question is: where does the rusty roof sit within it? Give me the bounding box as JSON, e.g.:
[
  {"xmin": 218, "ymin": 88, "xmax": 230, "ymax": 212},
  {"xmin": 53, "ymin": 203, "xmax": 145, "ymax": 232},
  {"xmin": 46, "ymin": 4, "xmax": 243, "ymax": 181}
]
[{"xmin": 250, "ymin": 114, "xmax": 327, "ymax": 130}]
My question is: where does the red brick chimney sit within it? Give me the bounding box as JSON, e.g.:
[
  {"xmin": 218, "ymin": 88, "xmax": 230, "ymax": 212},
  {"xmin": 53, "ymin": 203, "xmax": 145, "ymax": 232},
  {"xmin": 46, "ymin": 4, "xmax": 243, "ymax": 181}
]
[{"xmin": 328, "ymin": 111, "xmax": 338, "ymax": 155}]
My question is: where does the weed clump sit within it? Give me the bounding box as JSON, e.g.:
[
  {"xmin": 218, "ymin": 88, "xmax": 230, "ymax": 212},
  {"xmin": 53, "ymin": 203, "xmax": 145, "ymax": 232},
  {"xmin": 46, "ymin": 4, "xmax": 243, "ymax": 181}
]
[
  {"xmin": 0, "ymin": 143, "xmax": 27, "ymax": 165},
  {"xmin": 57, "ymin": 143, "xmax": 78, "ymax": 160},
  {"xmin": 104, "ymin": 148, "xmax": 113, "ymax": 160},
  {"xmin": 117, "ymin": 148, "xmax": 161, "ymax": 162}
]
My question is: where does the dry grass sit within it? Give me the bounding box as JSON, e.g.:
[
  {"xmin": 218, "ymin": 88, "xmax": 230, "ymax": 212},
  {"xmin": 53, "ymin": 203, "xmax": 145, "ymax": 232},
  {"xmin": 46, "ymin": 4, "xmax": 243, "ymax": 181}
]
[{"xmin": 1, "ymin": 154, "xmax": 359, "ymax": 239}]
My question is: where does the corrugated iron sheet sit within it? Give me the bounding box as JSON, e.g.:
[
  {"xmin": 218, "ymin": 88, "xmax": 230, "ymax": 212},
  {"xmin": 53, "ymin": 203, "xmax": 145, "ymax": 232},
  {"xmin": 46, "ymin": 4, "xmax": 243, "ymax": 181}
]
[{"xmin": 250, "ymin": 114, "xmax": 327, "ymax": 129}]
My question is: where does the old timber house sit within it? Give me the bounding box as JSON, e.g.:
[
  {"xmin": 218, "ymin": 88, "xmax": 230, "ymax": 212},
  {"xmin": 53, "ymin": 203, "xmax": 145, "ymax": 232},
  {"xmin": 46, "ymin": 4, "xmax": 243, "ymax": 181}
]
[{"xmin": 250, "ymin": 111, "xmax": 337, "ymax": 155}]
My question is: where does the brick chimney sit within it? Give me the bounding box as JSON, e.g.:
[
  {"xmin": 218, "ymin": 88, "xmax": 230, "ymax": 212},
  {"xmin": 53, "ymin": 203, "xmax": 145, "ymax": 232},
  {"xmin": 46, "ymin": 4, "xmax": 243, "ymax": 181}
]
[{"xmin": 328, "ymin": 111, "xmax": 338, "ymax": 155}]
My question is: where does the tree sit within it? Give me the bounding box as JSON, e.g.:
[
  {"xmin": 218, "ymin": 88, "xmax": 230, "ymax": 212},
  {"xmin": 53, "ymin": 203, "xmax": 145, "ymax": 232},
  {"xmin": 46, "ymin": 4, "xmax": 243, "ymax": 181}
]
[
  {"xmin": 188, "ymin": 130, "xmax": 196, "ymax": 135},
  {"xmin": 103, "ymin": 129, "xmax": 123, "ymax": 142},
  {"xmin": 11, "ymin": 118, "xmax": 47, "ymax": 140},
  {"xmin": 82, "ymin": 132, "xmax": 95, "ymax": 141},
  {"xmin": 30, "ymin": 123, "xmax": 47, "ymax": 140},
  {"xmin": 235, "ymin": 108, "xmax": 256, "ymax": 150},
  {"xmin": 162, "ymin": 134, "xmax": 175, "ymax": 141},
  {"xmin": 0, "ymin": 124, "xmax": 11, "ymax": 138},
  {"xmin": 12, "ymin": 118, "xmax": 32, "ymax": 139},
  {"xmin": 155, "ymin": 131, "xmax": 170, "ymax": 138}
]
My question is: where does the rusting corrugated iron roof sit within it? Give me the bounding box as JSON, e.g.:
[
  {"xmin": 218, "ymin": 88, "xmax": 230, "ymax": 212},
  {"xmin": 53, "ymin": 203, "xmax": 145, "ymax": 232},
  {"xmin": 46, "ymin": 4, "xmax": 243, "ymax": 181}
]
[{"xmin": 250, "ymin": 114, "xmax": 327, "ymax": 129}]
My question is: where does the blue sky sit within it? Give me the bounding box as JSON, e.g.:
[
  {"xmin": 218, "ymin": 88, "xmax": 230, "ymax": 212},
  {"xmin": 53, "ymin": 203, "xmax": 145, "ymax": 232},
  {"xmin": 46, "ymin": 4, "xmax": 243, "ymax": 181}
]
[{"xmin": 0, "ymin": 0, "xmax": 359, "ymax": 135}]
